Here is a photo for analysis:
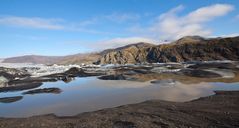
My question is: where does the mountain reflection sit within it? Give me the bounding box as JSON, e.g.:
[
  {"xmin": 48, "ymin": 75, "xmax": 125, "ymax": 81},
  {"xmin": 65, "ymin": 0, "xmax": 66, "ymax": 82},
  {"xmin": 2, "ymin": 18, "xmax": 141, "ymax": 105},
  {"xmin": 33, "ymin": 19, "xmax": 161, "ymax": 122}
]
[{"xmin": 0, "ymin": 96, "xmax": 23, "ymax": 103}]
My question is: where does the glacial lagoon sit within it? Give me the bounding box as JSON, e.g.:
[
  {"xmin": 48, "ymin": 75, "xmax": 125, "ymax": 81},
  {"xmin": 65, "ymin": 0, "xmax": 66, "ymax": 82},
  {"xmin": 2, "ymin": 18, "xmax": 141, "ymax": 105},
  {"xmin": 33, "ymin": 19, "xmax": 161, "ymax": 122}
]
[{"xmin": 1, "ymin": 76, "xmax": 239, "ymax": 117}]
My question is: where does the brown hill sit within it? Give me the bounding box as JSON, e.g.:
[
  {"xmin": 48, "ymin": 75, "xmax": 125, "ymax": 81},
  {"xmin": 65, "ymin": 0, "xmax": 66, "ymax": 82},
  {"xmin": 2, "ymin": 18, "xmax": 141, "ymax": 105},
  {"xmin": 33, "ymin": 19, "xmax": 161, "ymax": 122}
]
[
  {"xmin": 58, "ymin": 53, "xmax": 101, "ymax": 65},
  {"xmin": 2, "ymin": 55, "xmax": 64, "ymax": 64},
  {"xmin": 2, "ymin": 54, "xmax": 101, "ymax": 65}
]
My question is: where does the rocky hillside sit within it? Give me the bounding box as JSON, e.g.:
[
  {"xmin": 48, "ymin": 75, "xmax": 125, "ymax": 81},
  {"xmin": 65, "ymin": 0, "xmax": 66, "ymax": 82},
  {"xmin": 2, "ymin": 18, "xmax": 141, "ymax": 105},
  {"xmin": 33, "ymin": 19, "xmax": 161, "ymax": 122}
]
[
  {"xmin": 98, "ymin": 36, "xmax": 239, "ymax": 64},
  {"xmin": 58, "ymin": 53, "xmax": 101, "ymax": 65},
  {"xmin": 96, "ymin": 42, "xmax": 155, "ymax": 64}
]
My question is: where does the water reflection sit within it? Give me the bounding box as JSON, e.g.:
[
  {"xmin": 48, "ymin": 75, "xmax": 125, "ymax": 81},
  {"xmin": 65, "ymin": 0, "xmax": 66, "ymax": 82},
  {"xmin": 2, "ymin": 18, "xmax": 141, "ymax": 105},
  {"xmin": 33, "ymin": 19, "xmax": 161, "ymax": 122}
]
[
  {"xmin": 132, "ymin": 71, "xmax": 239, "ymax": 84},
  {"xmin": 1, "ymin": 77, "xmax": 239, "ymax": 118},
  {"xmin": 62, "ymin": 77, "xmax": 75, "ymax": 83},
  {"xmin": 22, "ymin": 87, "xmax": 62, "ymax": 95},
  {"xmin": 0, "ymin": 83, "xmax": 42, "ymax": 93},
  {"xmin": 0, "ymin": 96, "xmax": 23, "ymax": 103}
]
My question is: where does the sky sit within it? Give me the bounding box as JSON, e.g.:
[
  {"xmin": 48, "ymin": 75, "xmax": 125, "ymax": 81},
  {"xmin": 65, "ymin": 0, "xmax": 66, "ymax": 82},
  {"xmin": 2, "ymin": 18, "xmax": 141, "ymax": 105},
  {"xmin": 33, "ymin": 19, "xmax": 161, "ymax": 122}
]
[{"xmin": 0, "ymin": 0, "xmax": 239, "ymax": 58}]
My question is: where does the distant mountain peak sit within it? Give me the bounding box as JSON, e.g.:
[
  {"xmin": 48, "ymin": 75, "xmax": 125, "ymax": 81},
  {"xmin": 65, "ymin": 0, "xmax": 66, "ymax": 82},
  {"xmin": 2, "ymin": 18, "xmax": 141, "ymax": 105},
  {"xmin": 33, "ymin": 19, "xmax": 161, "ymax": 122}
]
[
  {"xmin": 115, "ymin": 42, "xmax": 155, "ymax": 50},
  {"xmin": 99, "ymin": 42, "xmax": 155, "ymax": 55},
  {"xmin": 174, "ymin": 36, "xmax": 206, "ymax": 44},
  {"xmin": 180, "ymin": 35, "xmax": 204, "ymax": 40}
]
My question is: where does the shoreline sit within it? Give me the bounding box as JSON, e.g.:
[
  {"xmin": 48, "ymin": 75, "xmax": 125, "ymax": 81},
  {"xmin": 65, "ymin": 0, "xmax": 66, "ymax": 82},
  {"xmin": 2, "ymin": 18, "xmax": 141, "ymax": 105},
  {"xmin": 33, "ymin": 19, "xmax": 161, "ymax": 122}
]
[{"xmin": 0, "ymin": 90, "xmax": 239, "ymax": 128}]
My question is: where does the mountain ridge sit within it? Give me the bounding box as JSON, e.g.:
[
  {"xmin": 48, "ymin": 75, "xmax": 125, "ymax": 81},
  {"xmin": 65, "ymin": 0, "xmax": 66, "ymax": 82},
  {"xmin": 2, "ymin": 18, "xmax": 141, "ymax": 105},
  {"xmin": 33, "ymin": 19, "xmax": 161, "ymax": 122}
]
[
  {"xmin": 2, "ymin": 55, "xmax": 64, "ymax": 64},
  {"xmin": 98, "ymin": 36, "xmax": 239, "ymax": 64},
  {"xmin": 2, "ymin": 42, "xmax": 153, "ymax": 64},
  {"xmin": 2, "ymin": 36, "xmax": 239, "ymax": 64}
]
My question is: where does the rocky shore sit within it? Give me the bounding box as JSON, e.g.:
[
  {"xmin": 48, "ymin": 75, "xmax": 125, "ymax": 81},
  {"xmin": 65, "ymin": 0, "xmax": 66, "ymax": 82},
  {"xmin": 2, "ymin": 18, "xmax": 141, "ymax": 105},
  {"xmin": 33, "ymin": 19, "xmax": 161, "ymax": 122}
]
[
  {"xmin": 0, "ymin": 91, "xmax": 238, "ymax": 128},
  {"xmin": 0, "ymin": 66, "xmax": 105, "ymax": 92},
  {"xmin": 1, "ymin": 61, "xmax": 239, "ymax": 92}
]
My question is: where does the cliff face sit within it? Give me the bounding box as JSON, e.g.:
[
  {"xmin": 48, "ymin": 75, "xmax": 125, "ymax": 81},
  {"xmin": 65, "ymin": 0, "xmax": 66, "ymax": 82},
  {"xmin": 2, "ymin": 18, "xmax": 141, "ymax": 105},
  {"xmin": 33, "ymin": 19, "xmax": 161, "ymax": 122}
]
[
  {"xmin": 58, "ymin": 53, "xmax": 101, "ymax": 65},
  {"xmin": 98, "ymin": 43, "xmax": 154, "ymax": 64},
  {"xmin": 98, "ymin": 36, "xmax": 239, "ymax": 64}
]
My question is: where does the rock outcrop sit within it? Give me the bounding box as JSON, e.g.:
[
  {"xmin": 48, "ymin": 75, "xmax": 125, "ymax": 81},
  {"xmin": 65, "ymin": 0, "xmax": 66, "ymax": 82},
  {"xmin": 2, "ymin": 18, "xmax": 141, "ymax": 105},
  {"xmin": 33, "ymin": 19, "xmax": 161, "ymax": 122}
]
[
  {"xmin": 0, "ymin": 67, "xmax": 30, "ymax": 82},
  {"xmin": 97, "ymin": 42, "xmax": 154, "ymax": 64},
  {"xmin": 98, "ymin": 36, "xmax": 239, "ymax": 64}
]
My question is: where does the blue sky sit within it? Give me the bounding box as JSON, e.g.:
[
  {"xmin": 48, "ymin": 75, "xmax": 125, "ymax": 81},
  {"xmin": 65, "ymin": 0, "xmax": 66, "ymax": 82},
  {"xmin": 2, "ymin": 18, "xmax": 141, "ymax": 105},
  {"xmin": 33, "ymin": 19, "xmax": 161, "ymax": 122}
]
[{"xmin": 0, "ymin": 0, "xmax": 239, "ymax": 58}]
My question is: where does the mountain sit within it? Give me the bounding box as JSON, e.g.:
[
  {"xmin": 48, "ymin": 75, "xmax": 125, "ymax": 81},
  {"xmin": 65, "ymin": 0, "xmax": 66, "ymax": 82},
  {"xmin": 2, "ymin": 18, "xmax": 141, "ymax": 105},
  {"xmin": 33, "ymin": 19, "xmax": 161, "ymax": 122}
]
[
  {"xmin": 173, "ymin": 36, "xmax": 206, "ymax": 44},
  {"xmin": 2, "ymin": 43, "xmax": 153, "ymax": 65},
  {"xmin": 2, "ymin": 54, "xmax": 101, "ymax": 65},
  {"xmin": 99, "ymin": 42, "xmax": 155, "ymax": 55},
  {"xmin": 3, "ymin": 36, "xmax": 239, "ymax": 65},
  {"xmin": 96, "ymin": 42, "xmax": 155, "ymax": 64},
  {"xmin": 2, "ymin": 55, "xmax": 64, "ymax": 64},
  {"xmin": 98, "ymin": 36, "xmax": 239, "ymax": 64},
  {"xmin": 59, "ymin": 43, "xmax": 155, "ymax": 65},
  {"xmin": 58, "ymin": 53, "xmax": 101, "ymax": 65}
]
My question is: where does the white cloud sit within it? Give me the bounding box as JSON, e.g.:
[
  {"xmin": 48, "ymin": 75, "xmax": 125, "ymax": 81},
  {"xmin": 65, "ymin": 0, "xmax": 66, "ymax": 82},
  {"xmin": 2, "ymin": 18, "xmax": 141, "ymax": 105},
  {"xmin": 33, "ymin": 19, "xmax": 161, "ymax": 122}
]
[
  {"xmin": 0, "ymin": 16, "xmax": 64, "ymax": 30},
  {"xmin": 75, "ymin": 13, "xmax": 141, "ymax": 25},
  {"xmin": 0, "ymin": 14, "xmax": 140, "ymax": 35},
  {"xmin": 157, "ymin": 4, "xmax": 234, "ymax": 40},
  {"xmin": 0, "ymin": 16, "xmax": 117, "ymax": 35},
  {"xmin": 236, "ymin": 14, "xmax": 239, "ymax": 20},
  {"xmin": 185, "ymin": 4, "xmax": 234, "ymax": 23},
  {"xmin": 130, "ymin": 4, "xmax": 234, "ymax": 40},
  {"xmin": 62, "ymin": 37, "xmax": 159, "ymax": 52},
  {"xmin": 100, "ymin": 37, "xmax": 156, "ymax": 47},
  {"xmin": 104, "ymin": 13, "xmax": 141, "ymax": 23},
  {"xmin": 90, "ymin": 37, "xmax": 157, "ymax": 50},
  {"xmin": 218, "ymin": 33, "xmax": 239, "ymax": 37}
]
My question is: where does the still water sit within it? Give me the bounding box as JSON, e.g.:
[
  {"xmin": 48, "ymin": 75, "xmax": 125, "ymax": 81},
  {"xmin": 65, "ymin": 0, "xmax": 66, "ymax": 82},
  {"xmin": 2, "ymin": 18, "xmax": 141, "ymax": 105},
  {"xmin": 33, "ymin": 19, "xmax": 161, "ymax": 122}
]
[{"xmin": 1, "ymin": 77, "xmax": 239, "ymax": 117}]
